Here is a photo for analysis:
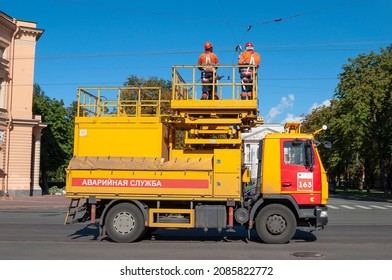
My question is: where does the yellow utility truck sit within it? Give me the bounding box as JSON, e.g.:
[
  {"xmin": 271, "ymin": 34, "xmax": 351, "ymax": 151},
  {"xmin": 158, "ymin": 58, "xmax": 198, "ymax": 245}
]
[{"xmin": 65, "ymin": 65, "xmax": 329, "ymax": 244}]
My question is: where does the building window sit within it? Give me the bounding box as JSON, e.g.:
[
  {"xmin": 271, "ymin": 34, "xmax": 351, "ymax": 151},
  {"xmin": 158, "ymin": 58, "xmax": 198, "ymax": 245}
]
[
  {"xmin": 0, "ymin": 78, "xmax": 5, "ymax": 109},
  {"xmin": 0, "ymin": 40, "xmax": 8, "ymax": 60},
  {"xmin": 246, "ymin": 144, "xmax": 251, "ymax": 162},
  {"xmin": 0, "ymin": 45, "xmax": 5, "ymax": 59}
]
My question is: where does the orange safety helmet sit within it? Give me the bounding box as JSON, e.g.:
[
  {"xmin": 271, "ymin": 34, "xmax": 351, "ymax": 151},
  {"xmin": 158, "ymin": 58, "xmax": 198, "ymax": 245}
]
[
  {"xmin": 245, "ymin": 42, "xmax": 254, "ymax": 51},
  {"xmin": 204, "ymin": 42, "xmax": 213, "ymax": 50}
]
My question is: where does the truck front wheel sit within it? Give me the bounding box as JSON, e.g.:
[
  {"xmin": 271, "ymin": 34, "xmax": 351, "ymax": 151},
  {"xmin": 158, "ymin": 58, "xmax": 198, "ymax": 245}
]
[
  {"xmin": 256, "ymin": 204, "xmax": 296, "ymax": 244},
  {"xmin": 105, "ymin": 203, "xmax": 145, "ymax": 243}
]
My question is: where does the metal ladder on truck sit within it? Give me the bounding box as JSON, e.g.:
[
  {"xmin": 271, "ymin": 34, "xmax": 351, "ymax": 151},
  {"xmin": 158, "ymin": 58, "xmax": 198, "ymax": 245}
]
[{"xmin": 64, "ymin": 198, "xmax": 81, "ymax": 225}]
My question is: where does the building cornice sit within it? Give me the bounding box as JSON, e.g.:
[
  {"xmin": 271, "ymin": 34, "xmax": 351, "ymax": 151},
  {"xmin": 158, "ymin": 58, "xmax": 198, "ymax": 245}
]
[
  {"xmin": 8, "ymin": 118, "xmax": 43, "ymax": 127},
  {"xmin": 17, "ymin": 26, "xmax": 44, "ymax": 41},
  {"xmin": 0, "ymin": 11, "xmax": 17, "ymax": 32},
  {"xmin": 1, "ymin": 11, "xmax": 44, "ymax": 40}
]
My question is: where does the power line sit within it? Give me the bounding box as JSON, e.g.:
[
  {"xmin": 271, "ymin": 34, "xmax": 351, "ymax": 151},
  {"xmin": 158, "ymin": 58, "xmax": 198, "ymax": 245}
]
[
  {"xmin": 261, "ymin": 84, "xmax": 335, "ymax": 91},
  {"xmin": 260, "ymin": 77, "xmax": 337, "ymax": 81},
  {"xmin": 9, "ymin": 77, "xmax": 338, "ymax": 88},
  {"xmin": 59, "ymin": 0, "xmax": 225, "ymax": 24},
  {"xmin": 9, "ymin": 45, "xmax": 385, "ymax": 61},
  {"xmin": 237, "ymin": 0, "xmax": 367, "ymax": 47}
]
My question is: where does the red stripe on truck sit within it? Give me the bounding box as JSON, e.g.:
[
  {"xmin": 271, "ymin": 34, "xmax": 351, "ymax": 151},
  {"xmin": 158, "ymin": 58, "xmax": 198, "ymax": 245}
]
[{"xmin": 72, "ymin": 178, "xmax": 209, "ymax": 189}]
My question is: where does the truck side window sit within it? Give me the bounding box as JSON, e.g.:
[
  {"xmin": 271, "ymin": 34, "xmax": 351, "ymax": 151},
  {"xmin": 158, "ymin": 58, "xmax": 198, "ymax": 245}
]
[{"xmin": 283, "ymin": 141, "xmax": 305, "ymax": 165}]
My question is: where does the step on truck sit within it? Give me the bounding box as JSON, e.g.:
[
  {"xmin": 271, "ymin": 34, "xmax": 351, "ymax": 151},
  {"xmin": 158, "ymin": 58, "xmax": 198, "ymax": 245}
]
[{"xmin": 65, "ymin": 65, "xmax": 329, "ymax": 244}]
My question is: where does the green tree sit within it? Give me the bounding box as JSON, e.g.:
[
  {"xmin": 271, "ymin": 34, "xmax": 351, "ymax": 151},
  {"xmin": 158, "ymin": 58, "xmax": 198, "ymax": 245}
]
[
  {"xmin": 123, "ymin": 75, "xmax": 172, "ymax": 116},
  {"xmin": 33, "ymin": 84, "xmax": 74, "ymax": 194},
  {"xmin": 335, "ymin": 45, "xmax": 392, "ymax": 193},
  {"xmin": 303, "ymin": 45, "xmax": 392, "ymax": 193},
  {"xmin": 302, "ymin": 99, "xmax": 343, "ymax": 181}
]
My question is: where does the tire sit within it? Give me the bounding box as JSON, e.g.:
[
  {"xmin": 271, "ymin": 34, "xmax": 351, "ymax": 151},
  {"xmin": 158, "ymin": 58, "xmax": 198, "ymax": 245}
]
[
  {"xmin": 105, "ymin": 203, "xmax": 145, "ymax": 243},
  {"xmin": 255, "ymin": 204, "xmax": 297, "ymax": 244}
]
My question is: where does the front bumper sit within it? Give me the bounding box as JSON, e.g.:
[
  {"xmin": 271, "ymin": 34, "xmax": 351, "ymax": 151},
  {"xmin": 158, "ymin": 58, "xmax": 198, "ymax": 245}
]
[{"xmin": 315, "ymin": 206, "xmax": 328, "ymax": 228}]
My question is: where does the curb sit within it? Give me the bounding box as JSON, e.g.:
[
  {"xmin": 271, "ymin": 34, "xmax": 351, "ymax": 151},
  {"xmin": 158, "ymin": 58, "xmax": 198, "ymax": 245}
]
[{"xmin": 0, "ymin": 195, "xmax": 69, "ymax": 209}]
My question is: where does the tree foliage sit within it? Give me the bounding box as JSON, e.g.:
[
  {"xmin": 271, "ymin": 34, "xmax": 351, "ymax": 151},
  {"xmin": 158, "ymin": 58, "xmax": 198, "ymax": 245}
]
[
  {"xmin": 303, "ymin": 45, "xmax": 392, "ymax": 193},
  {"xmin": 123, "ymin": 75, "xmax": 172, "ymax": 116},
  {"xmin": 33, "ymin": 84, "xmax": 74, "ymax": 193}
]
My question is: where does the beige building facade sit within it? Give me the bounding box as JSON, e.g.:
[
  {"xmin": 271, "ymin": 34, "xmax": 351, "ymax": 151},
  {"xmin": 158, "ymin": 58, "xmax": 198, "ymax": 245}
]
[{"xmin": 0, "ymin": 11, "xmax": 45, "ymax": 196}]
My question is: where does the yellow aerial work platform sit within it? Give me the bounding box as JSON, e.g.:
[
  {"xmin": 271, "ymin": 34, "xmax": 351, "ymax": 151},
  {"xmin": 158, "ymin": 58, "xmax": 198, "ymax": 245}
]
[{"xmin": 166, "ymin": 65, "xmax": 263, "ymax": 147}]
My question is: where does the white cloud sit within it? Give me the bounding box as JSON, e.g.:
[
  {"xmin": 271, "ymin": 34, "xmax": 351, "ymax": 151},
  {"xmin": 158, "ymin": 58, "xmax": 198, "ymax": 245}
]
[
  {"xmin": 308, "ymin": 99, "xmax": 331, "ymax": 113},
  {"xmin": 265, "ymin": 96, "xmax": 331, "ymax": 124},
  {"xmin": 265, "ymin": 94, "xmax": 295, "ymax": 123},
  {"xmin": 281, "ymin": 113, "xmax": 303, "ymax": 124},
  {"xmin": 278, "ymin": 99, "xmax": 331, "ymax": 124}
]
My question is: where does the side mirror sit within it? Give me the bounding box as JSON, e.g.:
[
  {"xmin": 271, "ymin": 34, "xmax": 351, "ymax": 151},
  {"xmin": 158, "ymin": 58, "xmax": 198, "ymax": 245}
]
[
  {"xmin": 305, "ymin": 139, "xmax": 314, "ymax": 172},
  {"xmin": 305, "ymin": 139, "xmax": 313, "ymax": 148},
  {"xmin": 323, "ymin": 141, "xmax": 332, "ymax": 149}
]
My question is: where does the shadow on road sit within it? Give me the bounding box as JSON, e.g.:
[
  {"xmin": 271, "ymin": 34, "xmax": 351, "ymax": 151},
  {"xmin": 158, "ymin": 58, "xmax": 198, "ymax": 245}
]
[
  {"xmin": 293, "ymin": 229, "xmax": 318, "ymax": 242},
  {"xmin": 66, "ymin": 224, "xmax": 318, "ymax": 244},
  {"xmin": 68, "ymin": 223, "xmax": 99, "ymax": 240},
  {"xmin": 144, "ymin": 227, "xmax": 317, "ymax": 244}
]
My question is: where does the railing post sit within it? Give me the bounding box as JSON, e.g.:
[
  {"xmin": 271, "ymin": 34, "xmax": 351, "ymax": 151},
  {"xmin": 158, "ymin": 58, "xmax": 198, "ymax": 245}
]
[
  {"xmin": 232, "ymin": 66, "xmax": 236, "ymax": 100},
  {"xmin": 137, "ymin": 87, "xmax": 141, "ymax": 117},
  {"xmin": 192, "ymin": 66, "xmax": 196, "ymax": 100},
  {"xmin": 172, "ymin": 66, "xmax": 176, "ymax": 101},
  {"xmin": 77, "ymin": 88, "xmax": 81, "ymax": 117}
]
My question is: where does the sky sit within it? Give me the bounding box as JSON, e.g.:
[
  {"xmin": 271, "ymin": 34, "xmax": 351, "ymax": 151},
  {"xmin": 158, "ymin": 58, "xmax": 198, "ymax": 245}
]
[{"xmin": 2, "ymin": 0, "xmax": 392, "ymax": 124}]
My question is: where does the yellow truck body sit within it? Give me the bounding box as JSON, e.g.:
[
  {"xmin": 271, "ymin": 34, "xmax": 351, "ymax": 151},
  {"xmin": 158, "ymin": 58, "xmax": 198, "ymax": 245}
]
[{"xmin": 65, "ymin": 65, "xmax": 328, "ymax": 244}]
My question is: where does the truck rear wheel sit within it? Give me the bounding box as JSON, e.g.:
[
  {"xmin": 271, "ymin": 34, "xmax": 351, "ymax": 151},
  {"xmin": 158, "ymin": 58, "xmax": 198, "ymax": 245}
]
[
  {"xmin": 256, "ymin": 204, "xmax": 296, "ymax": 244},
  {"xmin": 105, "ymin": 203, "xmax": 145, "ymax": 243}
]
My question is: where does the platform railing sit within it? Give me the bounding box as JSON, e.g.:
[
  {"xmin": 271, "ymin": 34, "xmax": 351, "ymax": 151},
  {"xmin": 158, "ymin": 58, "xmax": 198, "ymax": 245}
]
[
  {"xmin": 172, "ymin": 65, "xmax": 258, "ymax": 101},
  {"xmin": 76, "ymin": 87, "xmax": 170, "ymax": 118}
]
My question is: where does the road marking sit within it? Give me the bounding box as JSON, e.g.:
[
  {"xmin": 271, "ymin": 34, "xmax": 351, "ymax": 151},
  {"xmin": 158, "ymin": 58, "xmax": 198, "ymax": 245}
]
[
  {"xmin": 369, "ymin": 205, "xmax": 388, "ymax": 210},
  {"xmin": 327, "ymin": 204, "xmax": 392, "ymax": 210},
  {"xmin": 354, "ymin": 205, "xmax": 372, "ymax": 209},
  {"xmin": 341, "ymin": 205, "xmax": 355, "ymax": 209}
]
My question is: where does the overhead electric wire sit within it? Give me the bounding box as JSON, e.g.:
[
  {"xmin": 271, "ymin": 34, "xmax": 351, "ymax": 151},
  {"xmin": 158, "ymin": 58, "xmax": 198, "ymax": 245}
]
[
  {"xmin": 60, "ymin": 0, "xmax": 224, "ymax": 24},
  {"xmin": 9, "ymin": 76, "xmax": 338, "ymax": 88},
  {"xmin": 218, "ymin": 0, "xmax": 238, "ymax": 44},
  {"xmin": 5, "ymin": 47, "xmax": 374, "ymax": 61},
  {"xmin": 237, "ymin": 0, "xmax": 367, "ymax": 47},
  {"xmin": 5, "ymin": 46, "xmax": 381, "ymax": 63},
  {"xmin": 7, "ymin": 37, "xmax": 388, "ymax": 61}
]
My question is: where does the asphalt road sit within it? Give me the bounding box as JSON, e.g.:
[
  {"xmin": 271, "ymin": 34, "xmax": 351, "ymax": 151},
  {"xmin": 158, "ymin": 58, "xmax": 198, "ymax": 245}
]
[{"xmin": 0, "ymin": 195, "xmax": 392, "ymax": 260}]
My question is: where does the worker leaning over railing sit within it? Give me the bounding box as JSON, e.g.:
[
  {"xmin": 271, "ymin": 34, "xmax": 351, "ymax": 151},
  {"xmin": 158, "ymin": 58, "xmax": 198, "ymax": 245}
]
[
  {"xmin": 238, "ymin": 42, "xmax": 261, "ymax": 100},
  {"xmin": 197, "ymin": 41, "xmax": 220, "ymax": 100}
]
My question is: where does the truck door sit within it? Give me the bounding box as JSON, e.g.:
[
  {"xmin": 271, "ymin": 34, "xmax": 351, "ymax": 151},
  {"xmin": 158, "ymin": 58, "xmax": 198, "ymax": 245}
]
[{"xmin": 280, "ymin": 138, "xmax": 322, "ymax": 204}]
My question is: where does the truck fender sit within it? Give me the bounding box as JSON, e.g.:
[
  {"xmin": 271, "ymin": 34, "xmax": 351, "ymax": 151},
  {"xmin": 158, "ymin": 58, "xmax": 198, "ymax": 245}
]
[
  {"xmin": 263, "ymin": 194, "xmax": 301, "ymax": 217},
  {"xmin": 248, "ymin": 198, "xmax": 264, "ymax": 230},
  {"xmin": 247, "ymin": 195, "xmax": 301, "ymax": 239}
]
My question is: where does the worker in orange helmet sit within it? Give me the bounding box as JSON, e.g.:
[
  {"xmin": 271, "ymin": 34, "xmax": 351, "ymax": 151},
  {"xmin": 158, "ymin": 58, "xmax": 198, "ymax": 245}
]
[
  {"xmin": 198, "ymin": 42, "xmax": 219, "ymax": 100},
  {"xmin": 238, "ymin": 42, "xmax": 261, "ymax": 100}
]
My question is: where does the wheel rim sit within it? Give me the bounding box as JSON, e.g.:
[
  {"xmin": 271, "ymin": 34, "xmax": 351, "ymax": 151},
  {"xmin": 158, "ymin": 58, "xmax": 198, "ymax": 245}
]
[
  {"xmin": 113, "ymin": 211, "xmax": 135, "ymax": 235},
  {"xmin": 266, "ymin": 214, "xmax": 287, "ymax": 235}
]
